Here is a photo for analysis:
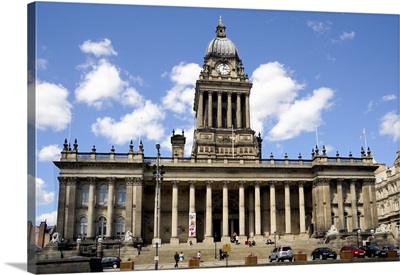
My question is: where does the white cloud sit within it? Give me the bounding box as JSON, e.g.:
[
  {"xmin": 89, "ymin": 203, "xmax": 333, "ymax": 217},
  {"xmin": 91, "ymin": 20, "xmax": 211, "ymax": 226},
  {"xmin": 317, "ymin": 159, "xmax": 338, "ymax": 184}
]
[
  {"xmin": 379, "ymin": 111, "xmax": 400, "ymax": 142},
  {"xmin": 250, "ymin": 62, "xmax": 334, "ymax": 141},
  {"xmin": 340, "ymin": 31, "xmax": 355, "ymax": 41},
  {"xmin": 365, "ymin": 100, "xmax": 374, "ymax": 113},
  {"xmin": 306, "ymin": 20, "xmax": 332, "ymax": 34},
  {"xmin": 250, "ymin": 62, "xmax": 305, "ymax": 134},
  {"xmin": 75, "ymin": 58, "xmax": 127, "ymax": 109},
  {"xmin": 29, "ymin": 175, "xmax": 55, "ymax": 206},
  {"xmin": 79, "ymin": 38, "xmax": 118, "ymax": 57},
  {"xmin": 267, "ymin": 87, "xmax": 334, "ymax": 141},
  {"xmin": 38, "ymin": 144, "xmax": 62, "ymax": 162},
  {"xmin": 162, "ymin": 62, "xmax": 201, "ymax": 116},
  {"xmin": 36, "ymin": 211, "xmax": 58, "ymax": 226},
  {"xmin": 36, "ymin": 81, "xmax": 72, "ymax": 132},
  {"xmin": 36, "ymin": 58, "xmax": 48, "ymax": 70},
  {"xmin": 91, "ymin": 100, "xmax": 166, "ymax": 145},
  {"xmin": 121, "ymin": 87, "xmax": 145, "ymax": 108},
  {"xmin": 381, "ymin": 94, "xmax": 397, "ymax": 102}
]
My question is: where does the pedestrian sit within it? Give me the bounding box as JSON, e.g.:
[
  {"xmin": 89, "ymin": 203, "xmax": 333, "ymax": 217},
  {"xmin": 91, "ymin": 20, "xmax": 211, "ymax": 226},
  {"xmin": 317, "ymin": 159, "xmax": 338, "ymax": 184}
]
[
  {"xmin": 179, "ymin": 251, "xmax": 184, "ymax": 266},
  {"xmin": 174, "ymin": 252, "xmax": 179, "ymax": 268},
  {"xmin": 196, "ymin": 250, "xmax": 201, "ymax": 260}
]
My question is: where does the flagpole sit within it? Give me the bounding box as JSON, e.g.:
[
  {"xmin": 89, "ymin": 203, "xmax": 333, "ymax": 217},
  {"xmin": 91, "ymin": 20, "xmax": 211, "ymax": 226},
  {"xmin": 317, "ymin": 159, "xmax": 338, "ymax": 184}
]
[
  {"xmin": 315, "ymin": 125, "xmax": 319, "ymax": 147},
  {"xmin": 68, "ymin": 113, "xmax": 73, "ymax": 142},
  {"xmin": 364, "ymin": 129, "xmax": 368, "ymax": 150}
]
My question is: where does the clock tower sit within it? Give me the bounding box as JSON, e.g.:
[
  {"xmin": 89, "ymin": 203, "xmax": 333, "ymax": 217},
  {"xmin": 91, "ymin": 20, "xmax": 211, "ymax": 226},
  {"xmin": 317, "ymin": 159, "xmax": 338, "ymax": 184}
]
[{"xmin": 192, "ymin": 17, "xmax": 262, "ymax": 160}]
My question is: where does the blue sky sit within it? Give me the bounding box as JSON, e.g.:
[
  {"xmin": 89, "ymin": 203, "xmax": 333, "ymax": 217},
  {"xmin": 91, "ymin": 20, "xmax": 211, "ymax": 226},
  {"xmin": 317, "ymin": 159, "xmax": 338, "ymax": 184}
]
[
  {"xmin": 31, "ymin": 2, "xmax": 400, "ymax": 227},
  {"xmin": 0, "ymin": 1, "xmax": 399, "ymax": 275}
]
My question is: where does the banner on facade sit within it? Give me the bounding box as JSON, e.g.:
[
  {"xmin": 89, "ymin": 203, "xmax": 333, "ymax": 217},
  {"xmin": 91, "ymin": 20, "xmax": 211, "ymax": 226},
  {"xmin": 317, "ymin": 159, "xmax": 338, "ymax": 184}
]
[{"xmin": 189, "ymin": 212, "xmax": 196, "ymax": 237}]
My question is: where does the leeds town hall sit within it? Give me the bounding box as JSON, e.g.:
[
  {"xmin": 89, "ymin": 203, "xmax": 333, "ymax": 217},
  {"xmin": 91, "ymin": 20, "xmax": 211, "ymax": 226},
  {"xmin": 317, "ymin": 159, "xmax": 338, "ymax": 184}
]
[{"xmin": 54, "ymin": 18, "xmax": 381, "ymax": 247}]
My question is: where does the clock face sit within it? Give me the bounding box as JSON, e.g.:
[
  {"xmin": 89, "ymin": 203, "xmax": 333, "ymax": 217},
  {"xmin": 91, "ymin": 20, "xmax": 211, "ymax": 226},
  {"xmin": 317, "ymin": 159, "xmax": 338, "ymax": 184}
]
[{"xmin": 217, "ymin": 63, "xmax": 230, "ymax": 75}]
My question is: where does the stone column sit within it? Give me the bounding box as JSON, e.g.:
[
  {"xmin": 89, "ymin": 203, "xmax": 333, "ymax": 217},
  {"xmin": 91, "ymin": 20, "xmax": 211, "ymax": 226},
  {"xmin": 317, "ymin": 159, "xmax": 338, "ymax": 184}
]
[
  {"xmin": 245, "ymin": 93, "xmax": 250, "ymax": 128},
  {"xmin": 269, "ymin": 181, "xmax": 277, "ymax": 234},
  {"xmin": 125, "ymin": 178, "xmax": 134, "ymax": 233},
  {"xmin": 56, "ymin": 177, "xmax": 67, "ymax": 238},
  {"xmin": 133, "ymin": 178, "xmax": 143, "ymax": 238},
  {"xmin": 87, "ymin": 177, "xmax": 96, "ymax": 239},
  {"xmin": 65, "ymin": 177, "xmax": 78, "ymax": 239},
  {"xmin": 248, "ymin": 188, "xmax": 254, "ymax": 238},
  {"xmin": 238, "ymin": 181, "xmax": 246, "ymax": 237},
  {"xmin": 197, "ymin": 91, "xmax": 204, "ymax": 128},
  {"xmin": 284, "ymin": 181, "xmax": 291, "ymax": 235},
  {"xmin": 153, "ymin": 178, "xmax": 161, "ymax": 240},
  {"xmin": 188, "ymin": 180, "xmax": 197, "ymax": 243},
  {"xmin": 362, "ymin": 178, "xmax": 373, "ymax": 230},
  {"xmin": 170, "ymin": 180, "xmax": 179, "ymax": 244},
  {"xmin": 369, "ymin": 179, "xmax": 378, "ymax": 229},
  {"xmin": 313, "ymin": 178, "xmax": 327, "ymax": 232},
  {"xmin": 217, "ymin": 91, "xmax": 222, "ymax": 128},
  {"xmin": 106, "ymin": 177, "xmax": 115, "ymax": 238},
  {"xmin": 204, "ymin": 180, "xmax": 213, "ymax": 243},
  {"xmin": 323, "ymin": 179, "xmax": 332, "ymax": 230},
  {"xmin": 208, "ymin": 91, "xmax": 213, "ymax": 127},
  {"xmin": 227, "ymin": 92, "xmax": 232, "ymax": 128},
  {"xmin": 350, "ymin": 179, "xmax": 358, "ymax": 230},
  {"xmin": 222, "ymin": 181, "xmax": 229, "ymax": 238},
  {"xmin": 254, "ymin": 181, "xmax": 262, "ymax": 241},
  {"xmin": 298, "ymin": 181, "xmax": 306, "ymax": 234},
  {"xmin": 336, "ymin": 179, "xmax": 344, "ymax": 230},
  {"xmin": 236, "ymin": 93, "xmax": 242, "ymax": 128}
]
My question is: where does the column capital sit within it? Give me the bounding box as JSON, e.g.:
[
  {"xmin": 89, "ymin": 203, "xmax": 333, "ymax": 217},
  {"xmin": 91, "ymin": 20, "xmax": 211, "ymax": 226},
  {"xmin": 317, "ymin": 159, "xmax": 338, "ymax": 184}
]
[
  {"xmin": 217, "ymin": 91, "xmax": 223, "ymax": 96},
  {"xmin": 66, "ymin": 177, "xmax": 78, "ymax": 186},
  {"xmin": 253, "ymin": 180, "xmax": 261, "ymax": 188},
  {"xmin": 298, "ymin": 180, "xmax": 306, "ymax": 188},
  {"xmin": 205, "ymin": 180, "xmax": 213, "ymax": 188},
  {"xmin": 58, "ymin": 177, "xmax": 68, "ymax": 186},
  {"xmin": 362, "ymin": 178, "xmax": 375, "ymax": 186},
  {"xmin": 125, "ymin": 177, "xmax": 135, "ymax": 186},
  {"xmin": 106, "ymin": 177, "xmax": 116, "ymax": 185},
  {"xmin": 269, "ymin": 180, "xmax": 277, "ymax": 187},
  {"xmin": 172, "ymin": 180, "xmax": 179, "ymax": 188},
  {"xmin": 313, "ymin": 178, "xmax": 330, "ymax": 186},
  {"xmin": 87, "ymin": 177, "xmax": 97, "ymax": 185},
  {"xmin": 133, "ymin": 177, "xmax": 143, "ymax": 186},
  {"xmin": 221, "ymin": 180, "xmax": 229, "ymax": 188},
  {"xmin": 237, "ymin": 180, "xmax": 246, "ymax": 188},
  {"xmin": 284, "ymin": 181, "xmax": 291, "ymax": 188},
  {"xmin": 337, "ymin": 178, "xmax": 345, "ymax": 186},
  {"xmin": 188, "ymin": 180, "xmax": 196, "ymax": 188},
  {"xmin": 350, "ymin": 178, "xmax": 358, "ymax": 186}
]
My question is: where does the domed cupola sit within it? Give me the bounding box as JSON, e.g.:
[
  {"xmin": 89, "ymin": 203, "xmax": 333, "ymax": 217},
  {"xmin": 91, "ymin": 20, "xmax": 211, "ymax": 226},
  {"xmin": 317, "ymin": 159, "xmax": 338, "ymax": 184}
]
[{"xmin": 205, "ymin": 16, "xmax": 239, "ymax": 58}]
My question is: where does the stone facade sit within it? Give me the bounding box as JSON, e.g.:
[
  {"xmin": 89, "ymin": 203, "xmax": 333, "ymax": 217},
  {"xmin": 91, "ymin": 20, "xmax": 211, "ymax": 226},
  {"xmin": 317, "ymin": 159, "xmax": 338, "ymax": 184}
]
[
  {"xmin": 53, "ymin": 18, "xmax": 382, "ymax": 247},
  {"xmin": 375, "ymin": 151, "xmax": 400, "ymax": 242}
]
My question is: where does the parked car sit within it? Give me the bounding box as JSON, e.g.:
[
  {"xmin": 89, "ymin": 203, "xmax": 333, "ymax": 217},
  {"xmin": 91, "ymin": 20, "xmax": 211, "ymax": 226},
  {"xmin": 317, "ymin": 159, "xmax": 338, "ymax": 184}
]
[
  {"xmin": 101, "ymin": 257, "xmax": 121, "ymax": 269},
  {"xmin": 360, "ymin": 245, "xmax": 388, "ymax": 258},
  {"xmin": 311, "ymin": 247, "xmax": 337, "ymax": 260},
  {"xmin": 269, "ymin": 245, "xmax": 294, "ymax": 262},
  {"xmin": 339, "ymin": 246, "xmax": 366, "ymax": 258},
  {"xmin": 382, "ymin": 245, "xmax": 400, "ymax": 256}
]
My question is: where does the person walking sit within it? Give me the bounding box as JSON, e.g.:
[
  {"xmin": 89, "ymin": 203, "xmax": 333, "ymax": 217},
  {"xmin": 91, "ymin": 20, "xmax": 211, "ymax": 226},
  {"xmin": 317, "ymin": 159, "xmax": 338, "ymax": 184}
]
[
  {"xmin": 196, "ymin": 250, "xmax": 201, "ymax": 260},
  {"xmin": 174, "ymin": 252, "xmax": 179, "ymax": 268},
  {"xmin": 179, "ymin": 251, "xmax": 184, "ymax": 267}
]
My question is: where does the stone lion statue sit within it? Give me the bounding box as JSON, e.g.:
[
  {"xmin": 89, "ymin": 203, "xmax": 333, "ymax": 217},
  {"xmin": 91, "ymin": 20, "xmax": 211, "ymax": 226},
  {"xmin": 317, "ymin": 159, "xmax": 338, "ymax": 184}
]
[
  {"xmin": 326, "ymin": 224, "xmax": 338, "ymax": 235},
  {"xmin": 50, "ymin": 232, "xmax": 62, "ymax": 243},
  {"xmin": 124, "ymin": 231, "xmax": 133, "ymax": 242}
]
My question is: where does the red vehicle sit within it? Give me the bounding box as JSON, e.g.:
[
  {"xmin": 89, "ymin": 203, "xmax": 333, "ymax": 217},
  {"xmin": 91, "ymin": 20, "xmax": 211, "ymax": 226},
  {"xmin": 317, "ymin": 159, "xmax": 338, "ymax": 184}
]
[{"xmin": 340, "ymin": 246, "xmax": 366, "ymax": 258}]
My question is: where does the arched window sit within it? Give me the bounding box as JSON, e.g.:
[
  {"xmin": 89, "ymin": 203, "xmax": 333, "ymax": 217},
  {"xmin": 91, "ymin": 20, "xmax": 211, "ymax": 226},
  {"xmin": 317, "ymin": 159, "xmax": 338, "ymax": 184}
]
[
  {"xmin": 99, "ymin": 184, "xmax": 108, "ymax": 205},
  {"xmin": 117, "ymin": 185, "xmax": 126, "ymax": 206},
  {"xmin": 98, "ymin": 217, "xmax": 107, "ymax": 237},
  {"xmin": 115, "ymin": 217, "xmax": 125, "ymax": 239},
  {"xmin": 78, "ymin": 217, "xmax": 88, "ymax": 238},
  {"xmin": 81, "ymin": 185, "xmax": 89, "ymax": 205}
]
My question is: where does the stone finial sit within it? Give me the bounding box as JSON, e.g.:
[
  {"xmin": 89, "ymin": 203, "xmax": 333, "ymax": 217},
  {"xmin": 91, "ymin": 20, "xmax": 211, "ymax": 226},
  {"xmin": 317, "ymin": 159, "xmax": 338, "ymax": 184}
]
[
  {"xmin": 336, "ymin": 151, "xmax": 339, "ymax": 157},
  {"xmin": 63, "ymin": 139, "xmax": 68, "ymax": 151},
  {"xmin": 298, "ymin": 153, "xmax": 302, "ymax": 159},
  {"xmin": 139, "ymin": 140, "xmax": 143, "ymax": 151},
  {"xmin": 349, "ymin": 151, "xmax": 353, "ymax": 157},
  {"xmin": 92, "ymin": 145, "xmax": 96, "ymax": 153},
  {"xmin": 172, "ymin": 129, "xmax": 175, "ymax": 136},
  {"xmin": 322, "ymin": 145, "xmax": 326, "ymax": 155},
  {"xmin": 361, "ymin": 147, "xmax": 365, "ymax": 157},
  {"xmin": 315, "ymin": 145, "xmax": 319, "ymax": 155},
  {"xmin": 311, "ymin": 148, "xmax": 315, "ymax": 158},
  {"xmin": 73, "ymin": 139, "xmax": 78, "ymax": 151},
  {"xmin": 270, "ymin": 152, "xmax": 274, "ymax": 158},
  {"xmin": 111, "ymin": 145, "xmax": 115, "ymax": 153},
  {"xmin": 367, "ymin": 147, "xmax": 371, "ymax": 156},
  {"xmin": 129, "ymin": 140, "xmax": 133, "ymax": 152}
]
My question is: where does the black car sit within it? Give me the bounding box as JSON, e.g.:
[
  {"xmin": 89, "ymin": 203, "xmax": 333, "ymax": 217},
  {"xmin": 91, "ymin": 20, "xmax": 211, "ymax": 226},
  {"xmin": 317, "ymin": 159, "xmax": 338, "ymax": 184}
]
[
  {"xmin": 311, "ymin": 247, "xmax": 337, "ymax": 260},
  {"xmin": 101, "ymin": 256, "xmax": 121, "ymax": 268},
  {"xmin": 360, "ymin": 245, "xmax": 388, "ymax": 258}
]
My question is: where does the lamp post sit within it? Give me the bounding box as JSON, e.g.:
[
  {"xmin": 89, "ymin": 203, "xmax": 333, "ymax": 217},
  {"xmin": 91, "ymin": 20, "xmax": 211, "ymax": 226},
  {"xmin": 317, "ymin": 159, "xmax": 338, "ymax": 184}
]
[
  {"xmin": 214, "ymin": 232, "xmax": 217, "ymax": 259},
  {"xmin": 357, "ymin": 229, "xmax": 361, "ymax": 247},
  {"xmin": 154, "ymin": 143, "xmax": 161, "ymax": 270},
  {"xmin": 273, "ymin": 231, "xmax": 277, "ymax": 248}
]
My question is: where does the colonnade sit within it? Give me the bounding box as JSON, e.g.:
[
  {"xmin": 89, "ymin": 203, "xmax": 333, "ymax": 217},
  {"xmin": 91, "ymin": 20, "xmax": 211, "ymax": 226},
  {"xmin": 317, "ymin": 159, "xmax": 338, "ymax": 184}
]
[{"xmin": 196, "ymin": 91, "xmax": 251, "ymax": 129}]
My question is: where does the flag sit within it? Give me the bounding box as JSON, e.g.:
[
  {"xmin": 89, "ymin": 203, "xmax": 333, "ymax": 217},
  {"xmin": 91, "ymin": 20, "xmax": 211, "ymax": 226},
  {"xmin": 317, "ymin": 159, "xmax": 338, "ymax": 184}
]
[{"xmin": 359, "ymin": 128, "xmax": 365, "ymax": 139}]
